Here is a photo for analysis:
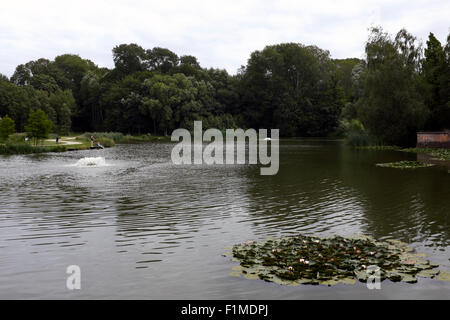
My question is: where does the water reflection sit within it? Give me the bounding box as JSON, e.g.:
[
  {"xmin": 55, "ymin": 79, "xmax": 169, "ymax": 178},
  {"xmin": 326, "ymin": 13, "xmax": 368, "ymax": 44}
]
[{"xmin": 0, "ymin": 140, "xmax": 448, "ymax": 298}]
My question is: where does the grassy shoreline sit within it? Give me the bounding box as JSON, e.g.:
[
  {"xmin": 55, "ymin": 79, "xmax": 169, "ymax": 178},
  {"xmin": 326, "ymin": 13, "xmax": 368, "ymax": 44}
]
[
  {"xmin": 0, "ymin": 132, "xmax": 172, "ymax": 155},
  {"xmin": 356, "ymin": 145, "xmax": 450, "ymax": 161}
]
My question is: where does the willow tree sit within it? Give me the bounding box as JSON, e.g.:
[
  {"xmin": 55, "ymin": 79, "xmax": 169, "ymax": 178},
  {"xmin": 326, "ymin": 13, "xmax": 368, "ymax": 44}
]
[{"xmin": 357, "ymin": 27, "xmax": 429, "ymax": 146}]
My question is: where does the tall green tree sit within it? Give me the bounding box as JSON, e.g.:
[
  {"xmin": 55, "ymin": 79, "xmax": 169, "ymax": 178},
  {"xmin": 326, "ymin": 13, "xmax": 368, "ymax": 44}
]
[
  {"xmin": 357, "ymin": 27, "xmax": 429, "ymax": 146},
  {"xmin": 30, "ymin": 74, "xmax": 60, "ymax": 92},
  {"xmin": 48, "ymin": 90, "xmax": 75, "ymax": 135},
  {"xmin": 0, "ymin": 115, "xmax": 15, "ymax": 141},
  {"xmin": 112, "ymin": 44, "xmax": 146, "ymax": 76},
  {"xmin": 239, "ymin": 43, "xmax": 343, "ymax": 136},
  {"xmin": 145, "ymin": 47, "xmax": 179, "ymax": 74},
  {"xmin": 0, "ymin": 73, "xmax": 8, "ymax": 82},
  {"xmin": 79, "ymin": 71, "xmax": 104, "ymax": 131},
  {"xmin": 333, "ymin": 58, "xmax": 363, "ymax": 102},
  {"xmin": 25, "ymin": 109, "xmax": 53, "ymax": 145},
  {"xmin": 423, "ymin": 32, "xmax": 450, "ymax": 130}
]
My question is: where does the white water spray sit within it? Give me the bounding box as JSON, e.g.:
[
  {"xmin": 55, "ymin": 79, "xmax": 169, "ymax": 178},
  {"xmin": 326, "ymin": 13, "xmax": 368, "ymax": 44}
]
[{"xmin": 72, "ymin": 157, "xmax": 108, "ymax": 167}]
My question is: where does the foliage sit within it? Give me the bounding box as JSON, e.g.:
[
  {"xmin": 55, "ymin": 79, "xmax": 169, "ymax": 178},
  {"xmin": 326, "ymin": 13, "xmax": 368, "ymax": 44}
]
[
  {"xmin": 345, "ymin": 132, "xmax": 371, "ymax": 147},
  {"xmin": 6, "ymin": 132, "xmax": 27, "ymax": 143},
  {"xmin": 2, "ymin": 28, "xmax": 449, "ymax": 144},
  {"xmin": 96, "ymin": 137, "xmax": 115, "ymax": 147},
  {"xmin": 376, "ymin": 160, "xmax": 435, "ymax": 169},
  {"xmin": 333, "ymin": 58, "xmax": 363, "ymax": 102},
  {"xmin": 0, "ymin": 115, "xmax": 16, "ymax": 141},
  {"xmin": 119, "ymin": 134, "xmax": 170, "ymax": 143},
  {"xmin": 83, "ymin": 132, "xmax": 124, "ymax": 143},
  {"xmin": 357, "ymin": 27, "xmax": 429, "ymax": 146},
  {"xmin": 356, "ymin": 145, "xmax": 400, "ymax": 151},
  {"xmin": 113, "ymin": 43, "xmax": 147, "ymax": 76},
  {"xmin": 341, "ymin": 119, "xmax": 371, "ymax": 146},
  {"xmin": 238, "ymin": 43, "xmax": 344, "ymax": 137},
  {"xmin": 0, "ymin": 142, "xmax": 66, "ymax": 155},
  {"xmin": 24, "ymin": 109, "xmax": 52, "ymax": 145},
  {"xmin": 423, "ymin": 33, "xmax": 450, "ymax": 130}
]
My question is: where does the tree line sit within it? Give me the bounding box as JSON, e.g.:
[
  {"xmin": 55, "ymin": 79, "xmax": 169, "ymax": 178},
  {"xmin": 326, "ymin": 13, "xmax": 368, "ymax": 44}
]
[{"xmin": 0, "ymin": 26, "xmax": 449, "ymax": 146}]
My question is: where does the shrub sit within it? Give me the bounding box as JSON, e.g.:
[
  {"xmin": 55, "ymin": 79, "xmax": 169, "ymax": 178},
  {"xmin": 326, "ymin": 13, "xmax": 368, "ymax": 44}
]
[
  {"xmin": 96, "ymin": 137, "xmax": 115, "ymax": 147},
  {"xmin": 342, "ymin": 119, "xmax": 371, "ymax": 146},
  {"xmin": 0, "ymin": 142, "xmax": 66, "ymax": 155},
  {"xmin": 6, "ymin": 133, "xmax": 27, "ymax": 143},
  {"xmin": 0, "ymin": 115, "xmax": 16, "ymax": 141},
  {"xmin": 84, "ymin": 132, "xmax": 124, "ymax": 143},
  {"xmin": 346, "ymin": 131, "xmax": 370, "ymax": 147},
  {"xmin": 119, "ymin": 134, "xmax": 163, "ymax": 143}
]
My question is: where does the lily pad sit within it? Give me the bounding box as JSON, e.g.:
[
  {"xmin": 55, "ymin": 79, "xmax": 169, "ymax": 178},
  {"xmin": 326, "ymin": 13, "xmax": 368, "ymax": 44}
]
[
  {"xmin": 339, "ymin": 277, "xmax": 357, "ymax": 285},
  {"xmin": 435, "ymin": 270, "xmax": 450, "ymax": 282},
  {"xmin": 376, "ymin": 161, "xmax": 435, "ymax": 169},
  {"xmin": 227, "ymin": 234, "xmax": 443, "ymax": 286},
  {"xmin": 417, "ymin": 269, "xmax": 440, "ymax": 278}
]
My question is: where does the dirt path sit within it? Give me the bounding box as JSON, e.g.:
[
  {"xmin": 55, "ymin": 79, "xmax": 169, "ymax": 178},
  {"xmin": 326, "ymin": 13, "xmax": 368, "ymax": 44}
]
[{"xmin": 45, "ymin": 137, "xmax": 82, "ymax": 145}]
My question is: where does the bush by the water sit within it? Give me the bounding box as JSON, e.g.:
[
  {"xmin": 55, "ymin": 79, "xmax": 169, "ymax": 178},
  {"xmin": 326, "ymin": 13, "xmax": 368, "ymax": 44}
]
[
  {"xmin": 0, "ymin": 115, "xmax": 16, "ymax": 141},
  {"xmin": 342, "ymin": 119, "xmax": 372, "ymax": 147},
  {"xmin": 96, "ymin": 137, "xmax": 115, "ymax": 147},
  {"xmin": 82, "ymin": 132, "xmax": 168, "ymax": 144},
  {"xmin": 346, "ymin": 132, "xmax": 371, "ymax": 147},
  {"xmin": 83, "ymin": 132, "xmax": 124, "ymax": 143},
  {"xmin": 120, "ymin": 134, "xmax": 169, "ymax": 143},
  {"xmin": 0, "ymin": 142, "xmax": 66, "ymax": 155},
  {"xmin": 5, "ymin": 133, "xmax": 27, "ymax": 143}
]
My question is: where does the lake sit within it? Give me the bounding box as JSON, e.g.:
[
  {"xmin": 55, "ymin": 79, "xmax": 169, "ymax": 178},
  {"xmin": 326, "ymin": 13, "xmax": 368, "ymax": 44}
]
[{"xmin": 0, "ymin": 139, "xmax": 449, "ymax": 299}]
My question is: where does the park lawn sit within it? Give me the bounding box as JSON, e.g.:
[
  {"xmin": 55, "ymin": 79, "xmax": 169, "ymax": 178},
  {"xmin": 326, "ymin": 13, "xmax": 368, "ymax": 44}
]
[
  {"xmin": 42, "ymin": 136, "xmax": 91, "ymax": 150},
  {"xmin": 1, "ymin": 132, "xmax": 172, "ymax": 155}
]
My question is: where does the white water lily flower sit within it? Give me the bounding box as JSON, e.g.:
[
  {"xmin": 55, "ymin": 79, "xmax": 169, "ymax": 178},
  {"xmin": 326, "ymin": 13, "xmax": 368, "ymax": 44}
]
[
  {"xmin": 299, "ymin": 258, "xmax": 305, "ymax": 263},
  {"xmin": 243, "ymin": 240, "xmax": 254, "ymax": 246}
]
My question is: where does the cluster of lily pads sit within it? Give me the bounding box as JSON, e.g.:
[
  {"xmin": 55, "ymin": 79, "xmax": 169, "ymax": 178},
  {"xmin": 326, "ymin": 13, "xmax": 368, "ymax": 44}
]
[
  {"xmin": 376, "ymin": 161, "xmax": 435, "ymax": 169},
  {"xmin": 401, "ymin": 148, "xmax": 450, "ymax": 161},
  {"xmin": 225, "ymin": 234, "xmax": 449, "ymax": 286}
]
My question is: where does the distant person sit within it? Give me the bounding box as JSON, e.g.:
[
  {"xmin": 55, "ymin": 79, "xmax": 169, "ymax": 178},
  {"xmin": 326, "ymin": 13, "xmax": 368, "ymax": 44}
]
[
  {"xmin": 56, "ymin": 136, "xmax": 59, "ymax": 144},
  {"xmin": 90, "ymin": 135, "xmax": 95, "ymax": 148}
]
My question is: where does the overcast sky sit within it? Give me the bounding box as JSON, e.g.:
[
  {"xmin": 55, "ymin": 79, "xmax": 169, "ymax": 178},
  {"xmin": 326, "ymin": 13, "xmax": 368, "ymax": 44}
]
[{"xmin": 1, "ymin": 0, "xmax": 449, "ymax": 77}]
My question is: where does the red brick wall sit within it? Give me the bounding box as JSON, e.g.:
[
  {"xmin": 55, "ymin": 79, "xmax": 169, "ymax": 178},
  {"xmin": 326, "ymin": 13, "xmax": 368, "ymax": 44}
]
[{"xmin": 417, "ymin": 132, "xmax": 450, "ymax": 148}]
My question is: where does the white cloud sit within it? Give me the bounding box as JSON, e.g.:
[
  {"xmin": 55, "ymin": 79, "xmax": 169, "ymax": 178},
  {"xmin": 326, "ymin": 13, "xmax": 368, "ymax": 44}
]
[{"xmin": 0, "ymin": 0, "xmax": 448, "ymax": 77}]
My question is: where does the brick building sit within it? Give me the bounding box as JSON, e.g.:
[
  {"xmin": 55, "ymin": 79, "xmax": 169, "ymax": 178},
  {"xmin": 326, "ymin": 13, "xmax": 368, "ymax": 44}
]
[{"xmin": 417, "ymin": 130, "xmax": 450, "ymax": 148}]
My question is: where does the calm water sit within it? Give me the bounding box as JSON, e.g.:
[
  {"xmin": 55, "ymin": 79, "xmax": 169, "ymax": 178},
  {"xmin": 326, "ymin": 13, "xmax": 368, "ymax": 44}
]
[{"xmin": 0, "ymin": 139, "xmax": 449, "ymax": 299}]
